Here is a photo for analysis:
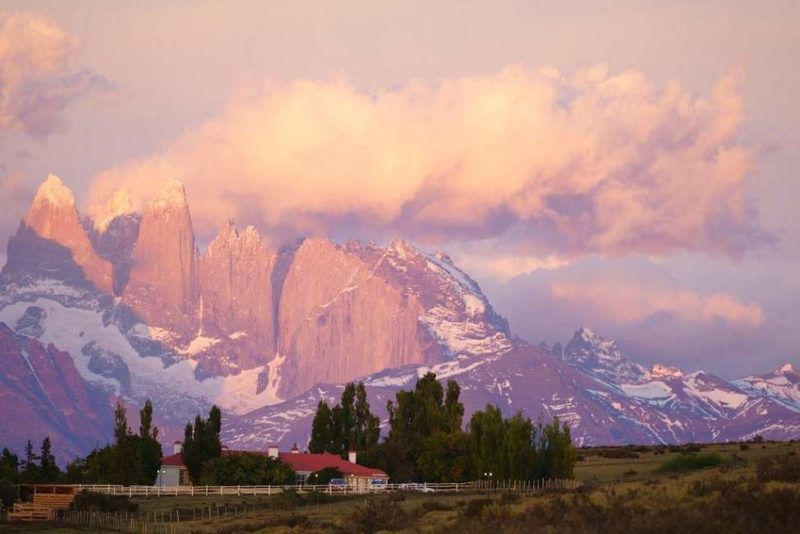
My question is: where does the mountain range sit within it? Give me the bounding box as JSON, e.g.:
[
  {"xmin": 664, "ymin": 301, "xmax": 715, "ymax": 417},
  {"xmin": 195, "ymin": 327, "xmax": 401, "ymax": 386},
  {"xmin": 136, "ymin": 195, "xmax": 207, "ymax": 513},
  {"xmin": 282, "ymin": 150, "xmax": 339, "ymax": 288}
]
[{"xmin": 1, "ymin": 176, "xmax": 799, "ymax": 462}]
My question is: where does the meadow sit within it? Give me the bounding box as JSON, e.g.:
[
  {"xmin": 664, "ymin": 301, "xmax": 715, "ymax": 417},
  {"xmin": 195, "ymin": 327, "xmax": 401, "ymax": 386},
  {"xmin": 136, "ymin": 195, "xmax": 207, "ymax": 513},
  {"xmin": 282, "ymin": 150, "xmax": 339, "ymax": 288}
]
[{"xmin": 3, "ymin": 440, "xmax": 800, "ymax": 533}]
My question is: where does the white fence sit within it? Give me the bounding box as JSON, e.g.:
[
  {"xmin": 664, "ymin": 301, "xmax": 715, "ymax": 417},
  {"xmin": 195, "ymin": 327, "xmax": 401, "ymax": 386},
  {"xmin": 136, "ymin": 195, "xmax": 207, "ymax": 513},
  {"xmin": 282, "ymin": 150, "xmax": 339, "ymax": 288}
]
[
  {"xmin": 73, "ymin": 481, "xmax": 474, "ymax": 497},
  {"xmin": 71, "ymin": 478, "xmax": 579, "ymax": 497}
]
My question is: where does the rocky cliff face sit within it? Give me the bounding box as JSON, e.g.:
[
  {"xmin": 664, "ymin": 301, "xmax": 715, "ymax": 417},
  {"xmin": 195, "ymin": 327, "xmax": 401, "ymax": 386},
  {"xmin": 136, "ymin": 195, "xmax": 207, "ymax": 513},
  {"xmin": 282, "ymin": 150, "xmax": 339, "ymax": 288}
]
[
  {"xmin": 196, "ymin": 222, "xmax": 276, "ymax": 375},
  {"xmin": 0, "ymin": 321, "xmax": 114, "ymax": 462},
  {"xmin": 3, "ymin": 175, "xmax": 113, "ymax": 294},
  {"xmin": 5, "ymin": 175, "xmax": 799, "ymax": 459},
  {"xmin": 123, "ymin": 179, "xmax": 199, "ymax": 336},
  {"xmin": 275, "ymin": 238, "xmax": 432, "ymax": 396},
  {"xmin": 0, "ymin": 177, "xmax": 512, "ymax": 414}
]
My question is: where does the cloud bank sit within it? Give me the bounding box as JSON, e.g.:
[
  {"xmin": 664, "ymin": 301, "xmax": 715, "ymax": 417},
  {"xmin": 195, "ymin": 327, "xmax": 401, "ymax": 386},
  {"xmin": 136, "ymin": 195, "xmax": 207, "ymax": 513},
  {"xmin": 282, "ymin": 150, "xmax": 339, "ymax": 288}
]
[
  {"xmin": 89, "ymin": 66, "xmax": 758, "ymax": 258},
  {"xmin": 0, "ymin": 11, "xmax": 109, "ymax": 138},
  {"xmin": 482, "ymin": 256, "xmax": 771, "ymax": 376},
  {"xmin": 550, "ymin": 279, "xmax": 764, "ymax": 327}
]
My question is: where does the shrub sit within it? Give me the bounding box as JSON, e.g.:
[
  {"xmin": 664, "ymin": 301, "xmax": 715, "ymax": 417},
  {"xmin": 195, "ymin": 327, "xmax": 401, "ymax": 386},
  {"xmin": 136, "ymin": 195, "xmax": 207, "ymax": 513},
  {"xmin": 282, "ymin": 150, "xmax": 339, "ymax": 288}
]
[
  {"xmin": 0, "ymin": 478, "xmax": 17, "ymax": 509},
  {"xmin": 623, "ymin": 469, "xmax": 638, "ymax": 477},
  {"xmin": 272, "ymin": 488, "xmax": 301, "ymax": 510},
  {"xmin": 757, "ymin": 454, "xmax": 800, "ymax": 483},
  {"xmin": 344, "ymin": 496, "xmax": 410, "ymax": 534},
  {"xmin": 71, "ymin": 491, "xmax": 138, "ymax": 512},
  {"xmin": 740, "ymin": 443, "xmax": 750, "ymax": 451},
  {"xmin": 417, "ymin": 499, "xmax": 453, "ymax": 514},
  {"xmin": 460, "ymin": 498, "xmax": 495, "ymax": 519},
  {"xmin": 655, "ymin": 453, "xmax": 725, "ymax": 473}
]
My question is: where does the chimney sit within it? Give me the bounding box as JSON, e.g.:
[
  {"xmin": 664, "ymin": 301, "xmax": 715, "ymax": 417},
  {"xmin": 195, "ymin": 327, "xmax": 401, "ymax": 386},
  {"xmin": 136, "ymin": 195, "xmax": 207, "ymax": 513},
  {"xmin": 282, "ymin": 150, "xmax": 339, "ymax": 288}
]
[
  {"xmin": 348, "ymin": 450, "xmax": 357, "ymax": 464},
  {"xmin": 291, "ymin": 443, "xmax": 300, "ymax": 454},
  {"xmin": 268, "ymin": 445, "xmax": 279, "ymax": 459},
  {"xmin": 173, "ymin": 441, "xmax": 182, "ymax": 454}
]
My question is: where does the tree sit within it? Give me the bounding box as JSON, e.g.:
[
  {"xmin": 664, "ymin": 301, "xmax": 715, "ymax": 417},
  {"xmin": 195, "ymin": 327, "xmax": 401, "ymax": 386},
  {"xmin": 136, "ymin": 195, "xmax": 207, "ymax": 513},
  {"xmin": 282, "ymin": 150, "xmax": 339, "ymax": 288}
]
[
  {"xmin": 308, "ymin": 466, "xmax": 344, "ymax": 485},
  {"xmin": 182, "ymin": 405, "xmax": 223, "ymax": 483},
  {"xmin": 110, "ymin": 401, "xmax": 138, "ymax": 484},
  {"xmin": 418, "ymin": 431, "xmax": 471, "ymax": 482},
  {"xmin": 468, "ymin": 404, "xmax": 507, "ymax": 479},
  {"xmin": 138, "ymin": 400, "xmax": 163, "ymax": 485},
  {"xmin": 199, "ymin": 453, "xmax": 293, "ymax": 485},
  {"xmin": 354, "ymin": 383, "xmax": 380, "ymax": 454},
  {"xmin": 536, "ymin": 417, "xmax": 576, "ymax": 479},
  {"xmin": 0, "ymin": 448, "xmax": 18, "ymax": 482},
  {"xmin": 39, "ymin": 437, "xmax": 60, "ymax": 482},
  {"xmin": 19, "ymin": 439, "xmax": 39, "ymax": 483},
  {"xmin": 383, "ymin": 373, "xmax": 466, "ymax": 481},
  {"xmin": 308, "ymin": 383, "xmax": 380, "ymax": 459},
  {"xmin": 309, "ymin": 401, "xmax": 335, "ymax": 453}
]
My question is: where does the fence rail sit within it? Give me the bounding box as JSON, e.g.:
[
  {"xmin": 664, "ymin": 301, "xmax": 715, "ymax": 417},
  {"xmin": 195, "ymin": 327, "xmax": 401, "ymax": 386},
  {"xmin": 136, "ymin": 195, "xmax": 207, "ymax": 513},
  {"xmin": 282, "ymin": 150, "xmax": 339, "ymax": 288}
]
[
  {"xmin": 31, "ymin": 479, "xmax": 580, "ymax": 533},
  {"xmin": 68, "ymin": 479, "xmax": 578, "ymax": 497}
]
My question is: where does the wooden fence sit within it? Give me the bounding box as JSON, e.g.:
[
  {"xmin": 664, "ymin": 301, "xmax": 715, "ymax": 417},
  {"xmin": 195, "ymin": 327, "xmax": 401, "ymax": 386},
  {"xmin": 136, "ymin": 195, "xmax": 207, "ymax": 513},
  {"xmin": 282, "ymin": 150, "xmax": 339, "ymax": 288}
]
[
  {"xmin": 68, "ymin": 479, "xmax": 578, "ymax": 497},
  {"xmin": 34, "ymin": 479, "xmax": 582, "ymax": 533}
]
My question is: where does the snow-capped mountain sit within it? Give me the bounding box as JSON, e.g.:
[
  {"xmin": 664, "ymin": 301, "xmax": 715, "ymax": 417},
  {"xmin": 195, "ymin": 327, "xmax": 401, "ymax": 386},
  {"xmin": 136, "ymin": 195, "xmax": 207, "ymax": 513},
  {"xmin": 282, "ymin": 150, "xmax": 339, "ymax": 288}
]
[
  {"xmin": 559, "ymin": 327, "xmax": 648, "ymax": 384},
  {"xmin": 1, "ymin": 175, "xmax": 799, "ymax": 459},
  {"xmin": 734, "ymin": 364, "xmax": 800, "ymax": 412},
  {"xmin": 0, "ymin": 176, "xmax": 512, "ymax": 455},
  {"xmin": 0, "ymin": 322, "xmax": 114, "ymax": 461},
  {"xmin": 223, "ymin": 337, "xmax": 800, "ymax": 450}
]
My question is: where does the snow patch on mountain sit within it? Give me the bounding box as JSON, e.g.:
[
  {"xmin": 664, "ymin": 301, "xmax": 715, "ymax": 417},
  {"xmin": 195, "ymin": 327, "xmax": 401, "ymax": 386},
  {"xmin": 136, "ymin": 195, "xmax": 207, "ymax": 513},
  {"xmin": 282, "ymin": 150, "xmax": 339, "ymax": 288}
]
[{"xmin": 0, "ymin": 298, "xmax": 281, "ymax": 415}]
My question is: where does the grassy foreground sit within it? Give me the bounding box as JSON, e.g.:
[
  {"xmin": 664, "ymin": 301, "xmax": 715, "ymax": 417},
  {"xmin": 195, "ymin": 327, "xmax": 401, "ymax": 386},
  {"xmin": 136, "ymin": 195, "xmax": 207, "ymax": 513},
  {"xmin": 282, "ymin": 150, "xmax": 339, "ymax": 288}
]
[{"xmin": 4, "ymin": 440, "xmax": 800, "ymax": 533}]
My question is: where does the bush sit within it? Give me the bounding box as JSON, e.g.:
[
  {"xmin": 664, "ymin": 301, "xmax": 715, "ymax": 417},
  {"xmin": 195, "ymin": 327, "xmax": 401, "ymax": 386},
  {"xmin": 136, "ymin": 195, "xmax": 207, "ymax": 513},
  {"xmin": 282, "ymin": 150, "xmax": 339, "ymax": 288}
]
[
  {"xmin": 757, "ymin": 454, "xmax": 800, "ymax": 483},
  {"xmin": 460, "ymin": 497, "xmax": 494, "ymax": 519},
  {"xmin": 0, "ymin": 478, "xmax": 17, "ymax": 509},
  {"xmin": 417, "ymin": 499, "xmax": 453, "ymax": 514},
  {"xmin": 344, "ymin": 496, "xmax": 410, "ymax": 534},
  {"xmin": 740, "ymin": 443, "xmax": 750, "ymax": 451},
  {"xmin": 71, "ymin": 491, "xmax": 138, "ymax": 512},
  {"xmin": 655, "ymin": 453, "xmax": 725, "ymax": 473},
  {"xmin": 307, "ymin": 466, "xmax": 343, "ymax": 485},
  {"xmin": 272, "ymin": 488, "xmax": 302, "ymax": 510}
]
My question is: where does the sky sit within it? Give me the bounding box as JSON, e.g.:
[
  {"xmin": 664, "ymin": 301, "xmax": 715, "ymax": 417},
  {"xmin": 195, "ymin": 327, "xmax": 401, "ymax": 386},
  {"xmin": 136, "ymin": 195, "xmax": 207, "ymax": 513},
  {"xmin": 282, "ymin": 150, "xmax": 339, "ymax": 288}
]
[{"xmin": 1, "ymin": 0, "xmax": 798, "ymax": 378}]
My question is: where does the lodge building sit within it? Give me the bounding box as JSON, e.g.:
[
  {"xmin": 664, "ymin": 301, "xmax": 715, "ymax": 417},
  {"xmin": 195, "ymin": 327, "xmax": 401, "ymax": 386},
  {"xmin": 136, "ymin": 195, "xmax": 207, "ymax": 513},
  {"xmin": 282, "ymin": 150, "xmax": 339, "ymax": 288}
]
[{"xmin": 157, "ymin": 442, "xmax": 388, "ymax": 490}]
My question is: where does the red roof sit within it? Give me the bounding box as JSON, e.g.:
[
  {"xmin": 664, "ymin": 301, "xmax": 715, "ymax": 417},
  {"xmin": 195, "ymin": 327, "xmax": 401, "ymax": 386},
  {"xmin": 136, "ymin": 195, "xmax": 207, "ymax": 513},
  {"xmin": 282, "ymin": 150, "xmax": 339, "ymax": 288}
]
[
  {"xmin": 160, "ymin": 450, "xmax": 386, "ymax": 477},
  {"xmin": 161, "ymin": 453, "xmax": 185, "ymax": 467},
  {"xmin": 278, "ymin": 452, "xmax": 386, "ymax": 477}
]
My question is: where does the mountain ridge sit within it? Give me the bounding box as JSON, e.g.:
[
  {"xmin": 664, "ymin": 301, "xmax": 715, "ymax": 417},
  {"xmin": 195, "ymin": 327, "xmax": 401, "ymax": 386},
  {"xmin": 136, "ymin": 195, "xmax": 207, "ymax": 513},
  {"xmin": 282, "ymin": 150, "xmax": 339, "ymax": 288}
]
[{"xmin": 0, "ymin": 176, "xmax": 798, "ymax": 459}]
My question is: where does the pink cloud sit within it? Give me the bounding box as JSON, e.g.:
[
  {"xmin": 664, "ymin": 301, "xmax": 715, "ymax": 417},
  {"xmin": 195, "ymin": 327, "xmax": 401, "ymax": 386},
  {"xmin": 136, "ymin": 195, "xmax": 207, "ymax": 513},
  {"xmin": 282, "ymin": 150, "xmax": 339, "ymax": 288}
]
[
  {"xmin": 0, "ymin": 11, "xmax": 110, "ymax": 138},
  {"xmin": 550, "ymin": 279, "xmax": 765, "ymax": 327},
  {"xmin": 88, "ymin": 66, "xmax": 759, "ymax": 257}
]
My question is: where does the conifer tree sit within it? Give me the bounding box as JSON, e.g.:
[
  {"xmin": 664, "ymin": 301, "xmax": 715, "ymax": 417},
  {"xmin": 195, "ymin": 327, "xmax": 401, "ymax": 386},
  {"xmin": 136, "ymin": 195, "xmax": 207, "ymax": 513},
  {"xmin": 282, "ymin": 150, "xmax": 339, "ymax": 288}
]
[
  {"xmin": 309, "ymin": 401, "xmax": 335, "ymax": 453},
  {"xmin": 20, "ymin": 439, "xmax": 39, "ymax": 483},
  {"xmin": 39, "ymin": 437, "xmax": 60, "ymax": 482},
  {"xmin": 181, "ymin": 405, "xmax": 223, "ymax": 483},
  {"xmin": 138, "ymin": 400, "xmax": 163, "ymax": 484}
]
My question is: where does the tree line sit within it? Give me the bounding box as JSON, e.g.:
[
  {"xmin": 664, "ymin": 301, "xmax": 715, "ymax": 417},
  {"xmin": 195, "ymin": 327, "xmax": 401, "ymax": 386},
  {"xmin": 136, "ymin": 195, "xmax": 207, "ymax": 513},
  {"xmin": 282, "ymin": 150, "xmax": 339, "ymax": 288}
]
[
  {"xmin": 180, "ymin": 405, "xmax": 295, "ymax": 486},
  {"xmin": 0, "ymin": 400, "xmax": 162, "ymax": 487},
  {"xmin": 310, "ymin": 372, "xmax": 576, "ymax": 482}
]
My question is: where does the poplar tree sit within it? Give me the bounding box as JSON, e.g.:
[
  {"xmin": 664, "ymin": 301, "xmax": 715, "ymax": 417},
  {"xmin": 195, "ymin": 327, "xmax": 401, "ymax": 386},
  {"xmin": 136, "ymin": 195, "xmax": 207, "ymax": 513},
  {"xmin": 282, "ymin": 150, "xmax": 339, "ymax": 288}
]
[{"xmin": 181, "ymin": 405, "xmax": 223, "ymax": 483}]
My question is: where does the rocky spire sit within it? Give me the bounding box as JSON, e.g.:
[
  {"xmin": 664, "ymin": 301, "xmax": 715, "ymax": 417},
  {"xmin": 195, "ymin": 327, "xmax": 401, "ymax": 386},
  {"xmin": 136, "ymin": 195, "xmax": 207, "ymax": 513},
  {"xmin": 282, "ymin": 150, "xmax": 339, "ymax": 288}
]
[
  {"xmin": 197, "ymin": 220, "xmax": 276, "ymax": 372},
  {"xmin": 122, "ymin": 179, "xmax": 198, "ymax": 334},
  {"xmin": 14, "ymin": 174, "xmax": 114, "ymax": 293}
]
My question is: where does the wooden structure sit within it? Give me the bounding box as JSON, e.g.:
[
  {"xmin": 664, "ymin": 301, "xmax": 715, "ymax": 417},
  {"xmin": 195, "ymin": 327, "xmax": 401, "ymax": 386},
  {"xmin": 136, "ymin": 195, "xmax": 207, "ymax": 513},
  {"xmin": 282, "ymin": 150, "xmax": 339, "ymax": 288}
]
[{"xmin": 6, "ymin": 485, "xmax": 76, "ymax": 522}]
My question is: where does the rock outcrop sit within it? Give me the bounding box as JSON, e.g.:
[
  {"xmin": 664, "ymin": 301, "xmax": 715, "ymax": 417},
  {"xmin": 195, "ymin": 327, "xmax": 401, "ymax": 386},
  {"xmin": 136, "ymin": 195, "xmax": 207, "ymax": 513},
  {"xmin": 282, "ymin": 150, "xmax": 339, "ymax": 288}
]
[
  {"xmin": 275, "ymin": 238, "xmax": 434, "ymax": 396},
  {"xmin": 196, "ymin": 222, "xmax": 276, "ymax": 374},
  {"xmin": 4, "ymin": 175, "xmax": 113, "ymax": 293},
  {"xmin": 0, "ymin": 322, "xmax": 114, "ymax": 462},
  {"xmin": 123, "ymin": 179, "xmax": 199, "ymax": 335}
]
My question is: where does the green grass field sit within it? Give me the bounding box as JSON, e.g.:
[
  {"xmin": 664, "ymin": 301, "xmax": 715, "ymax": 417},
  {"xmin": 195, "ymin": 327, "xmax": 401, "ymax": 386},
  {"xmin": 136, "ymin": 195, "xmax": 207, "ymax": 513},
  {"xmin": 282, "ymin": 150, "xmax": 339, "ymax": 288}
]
[{"xmin": 4, "ymin": 440, "xmax": 800, "ymax": 533}]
